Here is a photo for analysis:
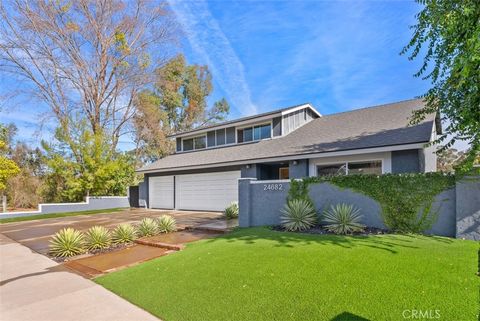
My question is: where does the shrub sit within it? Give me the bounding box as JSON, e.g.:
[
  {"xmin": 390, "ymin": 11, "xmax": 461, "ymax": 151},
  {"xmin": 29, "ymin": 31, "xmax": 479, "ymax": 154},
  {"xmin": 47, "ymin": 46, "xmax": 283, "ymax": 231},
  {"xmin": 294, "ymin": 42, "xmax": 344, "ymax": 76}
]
[
  {"xmin": 112, "ymin": 223, "xmax": 138, "ymax": 244},
  {"xmin": 323, "ymin": 203, "xmax": 365, "ymax": 235},
  {"xmin": 225, "ymin": 201, "xmax": 239, "ymax": 219},
  {"xmin": 280, "ymin": 199, "xmax": 317, "ymax": 231},
  {"xmin": 85, "ymin": 226, "xmax": 111, "ymax": 251},
  {"xmin": 137, "ymin": 217, "xmax": 158, "ymax": 237},
  {"xmin": 156, "ymin": 215, "xmax": 177, "ymax": 233},
  {"xmin": 49, "ymin": 228, "xmax": 85, "ymax": 257}
]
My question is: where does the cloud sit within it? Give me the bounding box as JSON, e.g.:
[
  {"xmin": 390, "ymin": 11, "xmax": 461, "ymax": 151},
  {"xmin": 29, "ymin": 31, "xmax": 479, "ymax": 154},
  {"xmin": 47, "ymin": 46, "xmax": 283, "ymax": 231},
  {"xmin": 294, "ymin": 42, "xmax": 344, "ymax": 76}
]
[{"xmin": 168, "ymin": 0, "xmax": 257, "ymax": 116}]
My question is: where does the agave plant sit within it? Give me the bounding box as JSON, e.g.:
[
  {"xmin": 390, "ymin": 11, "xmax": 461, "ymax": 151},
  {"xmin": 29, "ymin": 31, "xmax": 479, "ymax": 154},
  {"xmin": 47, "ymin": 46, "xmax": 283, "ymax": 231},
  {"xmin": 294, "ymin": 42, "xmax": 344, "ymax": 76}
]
[
  {"xmin": 280, "ymin": 199, "xmax": 317, "ymax": 231},
  {"xmin": 224, "ymin": 201, "xmax": 239, "ymax": 219},
  {"xmin": 323, "ymin": 203, "xmax": 365, "ymax": 235},
  {"xmin": 49, "ymin": 228, "xmax": 85, "ymax": 258},
  {"xmin": 112, "ymin": 223, "xmax": 138, "ymax": 244},
  {"xmin": 156, "ymin": 215, "xmax": 177, "ymax": 233},
  {"xmin": 137, "ymin": 217, "xmax": 158, "ymax": 237},
  {"xmin": 85, "ymin": 226, "xmax": 111, "ymax": 251}
]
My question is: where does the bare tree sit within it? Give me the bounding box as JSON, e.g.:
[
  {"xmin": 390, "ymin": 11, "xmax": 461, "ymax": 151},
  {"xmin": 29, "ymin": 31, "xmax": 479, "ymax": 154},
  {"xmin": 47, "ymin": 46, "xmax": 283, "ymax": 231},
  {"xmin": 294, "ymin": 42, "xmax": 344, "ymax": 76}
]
[{"xmin": 0, "ymin": 0, "xmax": 178, "ymax": 154}]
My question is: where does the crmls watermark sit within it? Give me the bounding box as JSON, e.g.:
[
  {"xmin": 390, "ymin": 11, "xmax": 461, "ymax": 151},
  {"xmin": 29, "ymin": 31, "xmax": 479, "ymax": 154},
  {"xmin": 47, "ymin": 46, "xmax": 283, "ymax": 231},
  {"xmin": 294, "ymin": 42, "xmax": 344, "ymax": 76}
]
[{"xmin": 402, "ymin": 309, "xmax": 441, "ymax": 319}]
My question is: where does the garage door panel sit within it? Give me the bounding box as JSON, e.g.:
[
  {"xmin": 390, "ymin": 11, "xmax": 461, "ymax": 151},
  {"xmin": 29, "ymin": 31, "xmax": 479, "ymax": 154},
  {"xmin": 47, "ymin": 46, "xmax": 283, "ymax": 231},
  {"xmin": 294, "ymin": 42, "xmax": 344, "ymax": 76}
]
[
  {"xmin": 149, "ymin": 176, "xmax": 174, "ymax": 209},
  {"xmin": 176, "ymin": 171, "xmax": 240, "ymax": 211}
]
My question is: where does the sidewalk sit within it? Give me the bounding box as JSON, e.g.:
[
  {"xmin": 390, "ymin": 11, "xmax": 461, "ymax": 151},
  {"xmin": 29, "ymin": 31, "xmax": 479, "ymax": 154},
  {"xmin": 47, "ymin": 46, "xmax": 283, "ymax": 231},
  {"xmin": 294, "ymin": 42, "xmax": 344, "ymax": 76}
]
[{"xmin": 0, "ymin": 234, "xmax": 159, "ymax": 321}]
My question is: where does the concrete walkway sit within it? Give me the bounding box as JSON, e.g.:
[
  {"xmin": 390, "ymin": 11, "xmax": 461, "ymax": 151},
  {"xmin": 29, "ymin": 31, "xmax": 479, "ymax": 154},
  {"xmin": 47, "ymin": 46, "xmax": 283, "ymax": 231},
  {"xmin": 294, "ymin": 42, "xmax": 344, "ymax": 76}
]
[{"xmin": 0, "ymin": 234, "xmax": 159, "ymax": 321}]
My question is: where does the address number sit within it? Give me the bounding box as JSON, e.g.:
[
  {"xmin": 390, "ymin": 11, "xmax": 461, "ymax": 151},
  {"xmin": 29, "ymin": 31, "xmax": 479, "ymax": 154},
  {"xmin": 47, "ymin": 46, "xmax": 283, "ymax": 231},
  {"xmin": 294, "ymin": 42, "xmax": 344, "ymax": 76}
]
[{"xmin": 263, "ymin": 183, "xmax": 283, "ymax": 191}]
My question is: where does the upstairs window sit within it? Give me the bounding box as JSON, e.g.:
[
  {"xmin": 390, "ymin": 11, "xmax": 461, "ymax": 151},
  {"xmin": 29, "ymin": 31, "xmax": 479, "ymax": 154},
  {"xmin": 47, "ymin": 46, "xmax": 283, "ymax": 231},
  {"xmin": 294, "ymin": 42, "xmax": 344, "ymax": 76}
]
[
  {"xmin": 241, "ymin": 123, "xmax": 271, "ymax": 142},
  {"xmin": 194, "ymin": 136, "xmax": 206, "ymax": 149},
  {"xmin": 182, "ymin": 135, "xmax": 206, "ymax": 151},
  {"xmin": 183, "ymin": 138, "xmax": 193, "ymax": 151}
]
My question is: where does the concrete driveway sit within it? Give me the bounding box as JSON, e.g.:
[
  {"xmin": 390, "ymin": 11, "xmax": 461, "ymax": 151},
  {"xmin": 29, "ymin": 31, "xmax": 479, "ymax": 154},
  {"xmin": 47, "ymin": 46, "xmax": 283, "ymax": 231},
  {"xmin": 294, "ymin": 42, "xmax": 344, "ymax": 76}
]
[{"xmin": 0, "ymin": 208, "xmax": 224, "ymax": 255}]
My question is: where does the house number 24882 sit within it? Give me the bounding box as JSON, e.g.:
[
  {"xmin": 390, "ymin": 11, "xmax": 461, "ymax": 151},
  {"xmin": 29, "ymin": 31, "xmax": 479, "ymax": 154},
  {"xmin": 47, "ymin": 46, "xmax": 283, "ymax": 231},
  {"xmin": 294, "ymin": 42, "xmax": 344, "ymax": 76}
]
[{"xmin": 263, "ymin": 183, "xmax": 283, "ymax": 191}]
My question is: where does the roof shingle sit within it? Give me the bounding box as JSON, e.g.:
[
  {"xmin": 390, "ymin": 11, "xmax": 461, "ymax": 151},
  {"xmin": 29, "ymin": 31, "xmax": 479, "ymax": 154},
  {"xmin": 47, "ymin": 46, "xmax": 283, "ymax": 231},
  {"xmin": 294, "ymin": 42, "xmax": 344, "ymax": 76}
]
[{"xmin": 138, "ymin": 99, "xmax": 435, "ymax": 172}]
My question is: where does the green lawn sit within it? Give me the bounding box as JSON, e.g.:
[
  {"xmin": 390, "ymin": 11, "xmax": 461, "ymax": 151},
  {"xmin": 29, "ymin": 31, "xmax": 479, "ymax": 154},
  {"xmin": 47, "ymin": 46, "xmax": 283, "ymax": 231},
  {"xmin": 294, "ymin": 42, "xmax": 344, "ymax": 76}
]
[
  {"xmin": 0, "ymin": 208, "xmax": 126, "ymax": 224},
  {"xmin": 96, "ymin": 227, "xmax": 479, "ymax": 321}
]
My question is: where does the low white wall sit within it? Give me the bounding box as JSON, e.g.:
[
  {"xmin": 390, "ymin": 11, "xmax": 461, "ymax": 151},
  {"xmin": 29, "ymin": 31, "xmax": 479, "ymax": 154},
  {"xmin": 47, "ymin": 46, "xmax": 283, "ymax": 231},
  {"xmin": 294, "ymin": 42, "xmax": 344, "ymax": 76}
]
[{"xmin": 0, "ymin": 196, "xmax": 129, "ymax": 219}]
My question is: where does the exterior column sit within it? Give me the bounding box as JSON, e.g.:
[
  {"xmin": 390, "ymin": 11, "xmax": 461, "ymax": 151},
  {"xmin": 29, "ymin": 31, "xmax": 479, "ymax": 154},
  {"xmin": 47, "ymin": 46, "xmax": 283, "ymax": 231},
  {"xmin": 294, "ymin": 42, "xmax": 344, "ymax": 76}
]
[{"xmin": 238, "ymin": 178, "xmax": 256, "ymax": 227}]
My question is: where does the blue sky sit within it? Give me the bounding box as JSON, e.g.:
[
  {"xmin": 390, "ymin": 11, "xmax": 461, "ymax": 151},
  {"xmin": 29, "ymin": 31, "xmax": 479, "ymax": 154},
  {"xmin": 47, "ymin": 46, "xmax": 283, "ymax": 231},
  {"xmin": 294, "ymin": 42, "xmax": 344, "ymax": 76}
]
[
  {"xmin": 171, "ymin": 0, "xmax": 427, "ymax": 118},
  {"xmin": 1, "ymin": 0, "xmax": 453, "ymax": 149}
]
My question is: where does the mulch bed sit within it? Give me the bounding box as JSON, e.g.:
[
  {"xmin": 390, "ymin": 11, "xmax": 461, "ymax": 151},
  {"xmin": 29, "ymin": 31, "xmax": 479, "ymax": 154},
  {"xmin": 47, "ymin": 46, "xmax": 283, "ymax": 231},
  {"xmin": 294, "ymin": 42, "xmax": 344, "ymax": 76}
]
[{"xmin": 271, "ymin": 225, "xmax": 390, "ymax": 236}]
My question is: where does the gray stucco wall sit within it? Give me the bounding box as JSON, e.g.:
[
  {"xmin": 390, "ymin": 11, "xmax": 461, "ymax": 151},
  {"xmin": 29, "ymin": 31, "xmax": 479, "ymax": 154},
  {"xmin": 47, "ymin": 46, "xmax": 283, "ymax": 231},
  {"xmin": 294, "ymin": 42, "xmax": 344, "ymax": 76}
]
[
  {"xmin": 241, "ymin": 164, "xmax": 259, "ymax": 178},
  {"xmin": 392, "ymin": 149, "xmax": 420, "ymax": 173},
  {"xmin": 239, "ymin": 178, "xmax": 478, "ymax": 239},
  {"xmin": 455, "ymin": 177, "xmax": 480, "ymax": 240},
  {"xmin": 289, "ymin": 159, "xmax": 309, "ymax": 178},
  {"xmin": 139, "ymin": 180, "xmax": 148, "ymax": 208}
]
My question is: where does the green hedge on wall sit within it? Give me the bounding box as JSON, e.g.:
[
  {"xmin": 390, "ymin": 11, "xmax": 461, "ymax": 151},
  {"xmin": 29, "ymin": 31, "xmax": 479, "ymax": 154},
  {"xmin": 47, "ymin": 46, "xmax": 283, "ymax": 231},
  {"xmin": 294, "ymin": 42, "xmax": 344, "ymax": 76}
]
[{"xmin": 288, "ymin": 173, "xmax": 456, "ymax": 233}]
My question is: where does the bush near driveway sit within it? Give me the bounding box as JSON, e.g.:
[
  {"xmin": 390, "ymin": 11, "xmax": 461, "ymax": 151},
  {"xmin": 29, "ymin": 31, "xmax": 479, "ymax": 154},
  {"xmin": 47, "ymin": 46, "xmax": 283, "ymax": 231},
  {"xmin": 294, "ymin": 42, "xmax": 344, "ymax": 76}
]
[{"xmin": 96, "ymin": 227, "xmax": 479, "ymax": 321}]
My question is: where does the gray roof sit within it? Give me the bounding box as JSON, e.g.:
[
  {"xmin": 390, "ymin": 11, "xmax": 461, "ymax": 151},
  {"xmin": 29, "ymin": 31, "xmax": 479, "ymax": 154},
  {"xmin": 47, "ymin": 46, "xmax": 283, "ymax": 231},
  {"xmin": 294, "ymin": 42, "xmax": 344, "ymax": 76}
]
[{"xmin": 138, "ymin": 99, "xmax": 435, "ymax": 173}]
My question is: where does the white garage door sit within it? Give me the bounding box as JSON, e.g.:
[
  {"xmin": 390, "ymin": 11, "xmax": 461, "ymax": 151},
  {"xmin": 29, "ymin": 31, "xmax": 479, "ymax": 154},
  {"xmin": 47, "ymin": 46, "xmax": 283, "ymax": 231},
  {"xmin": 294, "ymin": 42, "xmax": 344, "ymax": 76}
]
[
  {"xmin": 149, "ymin": 176, "xmax": 174, "ymax": 209},
  {"xmin": 176, "ymin": 171, "xmax": 241, "ymax": 211}
]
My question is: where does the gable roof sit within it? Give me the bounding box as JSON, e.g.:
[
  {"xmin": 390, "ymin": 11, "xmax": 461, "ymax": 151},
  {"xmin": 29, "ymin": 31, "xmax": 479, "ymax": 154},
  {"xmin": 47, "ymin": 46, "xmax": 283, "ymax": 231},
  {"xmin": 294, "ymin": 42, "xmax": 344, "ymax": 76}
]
[
  {"xmin": 138, "ymin": 99, "xmax": 435, "ymax": 173},
  {"xmin": 169, "ymin": 102, "xmax": 320, "ymax": 138}
]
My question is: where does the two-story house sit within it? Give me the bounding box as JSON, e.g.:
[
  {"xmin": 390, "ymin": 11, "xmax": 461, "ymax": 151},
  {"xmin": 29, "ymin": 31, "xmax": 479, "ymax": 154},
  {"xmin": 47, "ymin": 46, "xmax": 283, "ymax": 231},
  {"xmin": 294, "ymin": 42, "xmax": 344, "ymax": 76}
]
[{"xmin": 137, "ymin": 99, "xmax": 439, "ymax": 211}]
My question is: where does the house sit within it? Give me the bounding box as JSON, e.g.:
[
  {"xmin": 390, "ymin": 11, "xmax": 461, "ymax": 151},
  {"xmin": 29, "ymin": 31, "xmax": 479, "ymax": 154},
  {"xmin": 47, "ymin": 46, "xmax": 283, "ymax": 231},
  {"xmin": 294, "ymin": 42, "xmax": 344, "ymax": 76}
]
[{"xmin": 137, "ymin": 99, "xmax": 439, "ymax": 211}]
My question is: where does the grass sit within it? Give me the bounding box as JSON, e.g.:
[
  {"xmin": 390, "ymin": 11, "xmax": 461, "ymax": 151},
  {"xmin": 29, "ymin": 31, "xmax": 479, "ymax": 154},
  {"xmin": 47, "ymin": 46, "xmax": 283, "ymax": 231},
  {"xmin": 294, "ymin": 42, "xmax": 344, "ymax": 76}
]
[
  {"xmin": 0, "ymin": 208, "xmax": 127, "ymax": 224},
  {"xmin": 96, "ymin": 227, "xmax": 479, "ymax": 321}
]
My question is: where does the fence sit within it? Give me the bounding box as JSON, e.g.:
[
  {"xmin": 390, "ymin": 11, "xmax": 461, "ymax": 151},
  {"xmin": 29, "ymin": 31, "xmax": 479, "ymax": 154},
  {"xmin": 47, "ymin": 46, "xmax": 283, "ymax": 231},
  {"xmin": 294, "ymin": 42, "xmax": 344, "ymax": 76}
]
[{"xmin": 0, "ymin": 196, "xmax": 129, "ymax": 219}]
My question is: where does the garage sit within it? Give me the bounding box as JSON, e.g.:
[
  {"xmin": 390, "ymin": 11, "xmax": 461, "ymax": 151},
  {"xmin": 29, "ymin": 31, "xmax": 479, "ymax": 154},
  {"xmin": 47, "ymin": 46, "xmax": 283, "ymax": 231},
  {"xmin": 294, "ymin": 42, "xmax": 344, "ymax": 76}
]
[
  {"xmin": 148, "ymin": 171, "xmax": 241, "ymax": 211},
  {"xmin": 149, "ymin": 176, "xmax": 174, "ymax": 209},
  {"xmin": 175, "ymin": 171, "xmax": 241, "ymax": 211}
]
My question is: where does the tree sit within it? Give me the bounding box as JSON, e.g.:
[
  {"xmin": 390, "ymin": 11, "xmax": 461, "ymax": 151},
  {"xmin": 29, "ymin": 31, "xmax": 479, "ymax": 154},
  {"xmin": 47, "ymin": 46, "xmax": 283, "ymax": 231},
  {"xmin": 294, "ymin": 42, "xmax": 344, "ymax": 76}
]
[
  {"xmin": 0, "ymin": 124, "xmax": 20, "ymax": 212},
  {"xmin": 42, "ymin": 122, "xmax": 137, "ymax": 202},
  {"xmin": 402, "ymin": 0, "xmax": 480, "ymax": 171},
  {"xmin": 436, "ymin": 148, "xmax": 466, "ymax": 173},
  {"xmin": 6, "ymin": 130, "xmax": 45, "ymax": 209},
  {"xmin": 0, "ymin": 0, "xmax": 178, "ymax": 153},
  {"xmin": 134, "ymin": 54, "xmax": 229, "ymax": 162}
]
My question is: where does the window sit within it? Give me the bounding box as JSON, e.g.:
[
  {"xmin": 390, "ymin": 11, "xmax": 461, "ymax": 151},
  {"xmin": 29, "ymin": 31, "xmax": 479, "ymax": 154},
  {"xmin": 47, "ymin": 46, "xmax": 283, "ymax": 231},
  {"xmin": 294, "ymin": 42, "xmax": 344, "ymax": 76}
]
[
  {"xmin": 183, "ymin": 139, "xmax": 193, "ymax": 151},
  {"xmin": 216, "ymin": 129, "xmax": 226, "ymax": 145},
  {"xmin": 182, "ymin": 135, "xmax": 206, "ymax": 151},
  {"xmin": 237, "ymin": 129, "xmax": 244, "ymax": 143},
  {"xmin": 316, "ymin": 160, "xmax": 382, "ymax": 176},
  {"xmin": 242, "ymin": 123, "xmax": 271, "ymax": 142},
  {"xmin": 317, "ymin": 163, "xmax": 347, "ymax": 176},
  {"xmin": 193, "ymin": 136, "xmax": 206, "ymax": 149},
  {"xmin": 279, "ymin": 167, "xmax": 289, "ymax": 179},
  {"xmin": 259, "ymin": 124, "xmax": 271, "ymax": 139},
  {"xmin": 348, "ymin": 161, "xmax": 382, "ymax": 175},
  {"xmin": 244, "ymin": 127, "xmax": 253, "ymax": 142}
]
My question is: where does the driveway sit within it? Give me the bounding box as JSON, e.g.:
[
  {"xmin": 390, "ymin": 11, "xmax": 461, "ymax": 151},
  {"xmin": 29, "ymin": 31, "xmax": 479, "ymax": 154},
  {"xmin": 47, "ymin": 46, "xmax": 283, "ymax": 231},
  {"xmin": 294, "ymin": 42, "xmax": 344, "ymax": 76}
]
[
  {"xmin": 0, "ymin": 208, "xmax": 224, "ymax": 255},
  {"xmin": 0, "ymin": 233, "xmax": 160, "ymax": 321}
]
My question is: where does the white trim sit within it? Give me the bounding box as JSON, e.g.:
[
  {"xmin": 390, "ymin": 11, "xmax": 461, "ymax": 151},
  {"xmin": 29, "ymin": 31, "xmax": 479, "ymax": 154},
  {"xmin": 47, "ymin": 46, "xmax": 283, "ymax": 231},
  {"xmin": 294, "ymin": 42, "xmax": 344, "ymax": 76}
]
[
  {"xmin": 251, "ymin": 179, "xmax": 290, "ymax": 184},
  {"xmin": 309, "ymin": 152, "xmax": 392, "ymax": 176},
  {"xmin": 137, "ymin": 142, "xmax": 426, "ymax": 174},
  {"xmin": 281, "ymin": 103, "xmax": 322, "ymax": 118}
]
